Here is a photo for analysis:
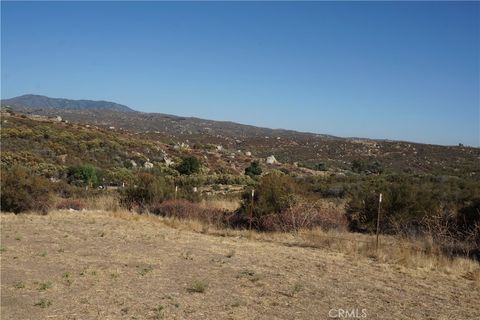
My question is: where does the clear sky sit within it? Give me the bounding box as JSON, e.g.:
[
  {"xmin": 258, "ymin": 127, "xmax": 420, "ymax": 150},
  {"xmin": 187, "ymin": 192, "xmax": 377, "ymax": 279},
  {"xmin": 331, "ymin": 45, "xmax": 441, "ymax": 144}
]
[{"xmin": 1, "ymin": 1, "xmax": 479, "ymax": 146}]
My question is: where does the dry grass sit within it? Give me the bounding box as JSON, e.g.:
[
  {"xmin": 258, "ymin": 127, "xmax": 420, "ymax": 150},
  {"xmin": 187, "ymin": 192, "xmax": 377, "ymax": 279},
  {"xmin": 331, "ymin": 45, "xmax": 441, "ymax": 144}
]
[
  {"xmin": 2, "ymin": 210, "xmax": 479, "ymax": 319},
  {"xmin": 199, "ymin": 198, "xmax": 241, "ymax": 211},
  {"xmin": 84, "ymin": 194, "xmax": 121, "ymax": 212},
  {"xmin": 129, "ymin": 211, "xmax": 480, "ymax": 283}
]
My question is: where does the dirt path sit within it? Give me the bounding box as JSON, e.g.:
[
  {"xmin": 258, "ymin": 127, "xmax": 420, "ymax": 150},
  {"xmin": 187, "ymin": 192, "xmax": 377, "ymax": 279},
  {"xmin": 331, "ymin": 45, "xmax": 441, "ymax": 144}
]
[{"xmin": 1, "ymin": 211, "xmax": 479, "ymax": 320}]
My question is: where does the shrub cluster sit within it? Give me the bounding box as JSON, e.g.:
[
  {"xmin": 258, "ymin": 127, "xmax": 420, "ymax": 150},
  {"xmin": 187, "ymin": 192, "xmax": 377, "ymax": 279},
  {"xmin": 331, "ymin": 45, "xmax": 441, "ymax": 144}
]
[
  {"xmin": 119, "ymin": 172, "xmax": 174, "ymax": 212},
  {"xmin": 150, "ymin": 199, "xmax": 228, "ymax": 227},
  {"xmin": 343, "ymin": 175, "xmax": 480, "ymax": 258},
  {"xmin": 175, "ymin": 156, "xmax": 201, "ymax": 175},
  {"xmin": 234, "ymin": 172, "xmax": 346, "ymax": 232},
  {"xmin": 244, "ymin": 161, "xmax": 262, "ymax": 178},
  {"xmin": 1, "ymin": 166, "xmax": 52, "ymax": 214},
  {"xmin": 67, "ymin": 164, "xmax": 98, "ymax": 187}
]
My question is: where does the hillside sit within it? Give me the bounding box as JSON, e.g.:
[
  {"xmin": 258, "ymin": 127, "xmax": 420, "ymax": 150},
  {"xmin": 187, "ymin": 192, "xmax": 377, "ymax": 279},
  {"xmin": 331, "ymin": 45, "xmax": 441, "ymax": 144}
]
[
  {"xmin": 1, "ymin": 211, "xmax": 479, "ymax": 320},
  {"xmin": 1, "ymin": 106, "xmax": 479, "ymax": 177}
]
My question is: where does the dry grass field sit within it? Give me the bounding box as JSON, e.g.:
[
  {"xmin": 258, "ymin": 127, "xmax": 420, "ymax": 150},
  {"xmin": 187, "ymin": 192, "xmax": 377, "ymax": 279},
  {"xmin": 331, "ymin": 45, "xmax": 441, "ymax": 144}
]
[{"xmin": 1, "ymin": 210, "xmax": 479, "ymax": 320}]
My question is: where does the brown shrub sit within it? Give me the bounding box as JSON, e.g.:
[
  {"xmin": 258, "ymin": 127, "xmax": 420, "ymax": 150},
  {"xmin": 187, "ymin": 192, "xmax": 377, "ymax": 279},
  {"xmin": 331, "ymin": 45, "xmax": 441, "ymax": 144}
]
[
  {"xmin": 1, "ymin": 166, "xmax": 52, "ymax": 214},
  {"xmin": 119, "ymin": 173, "xmax": 174, "ymax": 212},
  {"xmin": 150, "ymin": 200, "xmax": 227, "ymax": 227},
  {"xmin": 254, "ymin": 201, "xmax": 347, "ymax": 233},
  {"xmin": 277, "ymin": 203, "xmax": 348, "ymax": 233}
]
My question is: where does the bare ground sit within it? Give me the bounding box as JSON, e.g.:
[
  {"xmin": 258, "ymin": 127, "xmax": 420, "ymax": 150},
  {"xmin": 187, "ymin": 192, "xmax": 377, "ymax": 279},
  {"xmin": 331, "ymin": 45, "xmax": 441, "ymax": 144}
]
[{"xmin": 1, "ymin": 211, "xmax": 479, "ymax": 320}]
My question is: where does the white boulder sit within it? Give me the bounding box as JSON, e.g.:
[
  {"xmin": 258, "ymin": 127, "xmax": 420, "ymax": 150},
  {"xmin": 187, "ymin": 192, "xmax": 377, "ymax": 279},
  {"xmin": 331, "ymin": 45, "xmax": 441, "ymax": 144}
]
[{"xmin": 266, "ymin": 155, "xmax": 278, "ymax": 164}]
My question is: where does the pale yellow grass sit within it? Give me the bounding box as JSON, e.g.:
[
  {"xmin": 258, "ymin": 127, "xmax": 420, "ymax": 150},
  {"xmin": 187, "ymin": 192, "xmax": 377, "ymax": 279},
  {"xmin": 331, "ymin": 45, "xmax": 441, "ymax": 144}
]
[
  {"xmin": 107, "ymin": 209, "xmax": 480, "ymax": 284},
  {"xmin": 2, "ymin": 210, "xmax": 479, "ymax": 319}
]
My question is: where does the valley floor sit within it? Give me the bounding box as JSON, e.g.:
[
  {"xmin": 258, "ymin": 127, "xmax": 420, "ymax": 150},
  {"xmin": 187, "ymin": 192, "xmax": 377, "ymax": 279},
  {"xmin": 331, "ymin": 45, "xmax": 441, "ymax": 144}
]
[{"xmin": 1, "ymin": 211, "xmax": 479, "ymax": 320}]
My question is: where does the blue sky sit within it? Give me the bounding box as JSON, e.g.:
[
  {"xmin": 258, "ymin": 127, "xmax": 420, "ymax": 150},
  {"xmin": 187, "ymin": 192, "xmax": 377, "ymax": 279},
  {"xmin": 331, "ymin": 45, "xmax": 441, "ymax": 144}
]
[{"xmin": 1, "ymin": 1, "xmax": 479, "ymax": 146}]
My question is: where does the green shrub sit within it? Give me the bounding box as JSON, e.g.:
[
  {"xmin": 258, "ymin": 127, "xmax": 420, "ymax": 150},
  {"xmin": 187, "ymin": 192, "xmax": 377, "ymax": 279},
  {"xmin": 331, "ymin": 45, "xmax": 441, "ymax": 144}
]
[
  {"xmin": 351, "ymin": 159, "xmax": 365, "ymax": 173},
  {"xmin": 67, "ymin": 164, "xmax": 98, "ymax": 187},
  {"xmin": 235, "ymin": 172, "xmax": 302, "ymax": 230},
  {"xmin": 244, "ymin": 161, "xmax": 262, "ymax": 178},
  {"xmin": 120, "ymin": 172, "xmax": 174, "ymax": 212},
  {"xmin": 454, "ymin": 199, "xmax": 480, "ymax": 242},
  {"xmin": 314, "ymin": 163, "xmax": 327, "ymax": 171},
  {"xmin": 175, "ymin": 156, "xmax": 201, "ymax": 175},
  {"xmin": 345, "ymin": 179, "xmax": 439, "ymax": 234},
  {"xmin": 232, "ymin": 172, "xmax": 347, "ymax": 232},
  {"xmin": 1, "ymin": 166, "xmax": 52, "ymax": 213}
]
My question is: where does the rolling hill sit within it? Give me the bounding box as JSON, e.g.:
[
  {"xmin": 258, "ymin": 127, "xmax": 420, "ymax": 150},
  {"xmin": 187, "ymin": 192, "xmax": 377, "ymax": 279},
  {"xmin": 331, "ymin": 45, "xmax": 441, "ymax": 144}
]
[{"xmin": 1, "ymin": 94, "xmax": 479, "ymax": 176}]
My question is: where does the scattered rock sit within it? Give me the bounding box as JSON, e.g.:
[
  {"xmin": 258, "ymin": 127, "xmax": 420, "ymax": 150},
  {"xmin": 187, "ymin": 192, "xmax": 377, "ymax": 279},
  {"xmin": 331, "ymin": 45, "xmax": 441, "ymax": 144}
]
[
  {"xmin": 58, "ymin": 154, "xmax": 67, "ymax": 164},
  {"xmin": 144, "ymin": 161, "xmax": 154, "ymax": 169},
  {"xmin": 266, "ymin": 155, "xmax": 279, "ymax": 164}
]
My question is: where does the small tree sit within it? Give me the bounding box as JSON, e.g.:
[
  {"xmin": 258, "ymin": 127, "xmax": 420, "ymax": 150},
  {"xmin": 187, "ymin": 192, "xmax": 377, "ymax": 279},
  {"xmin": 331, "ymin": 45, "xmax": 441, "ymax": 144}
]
[
  {"xmin": 244, "ymin": 161, "xmax": 262, "ymax": 178},
  {"xmin": 367, "ymin": 161, "xmax": 384, "ymax": 174},
  {"xmin": 314, "ymin": 163, "xmax": 327, "ymax": 171},
  {"xmin": 120, "ymin": 172, "xmax": 174, "ymax": 211},
  {"xmin": 67, "ymin": 164, "xmax": 98, "ymax": 187},
  {"xmin": 175, "ymin": 156, "xmax": 201, "ymax": 175},
  {"xmin": 351, "ymin": 159, "xmax": 365, "ymax": 173}
]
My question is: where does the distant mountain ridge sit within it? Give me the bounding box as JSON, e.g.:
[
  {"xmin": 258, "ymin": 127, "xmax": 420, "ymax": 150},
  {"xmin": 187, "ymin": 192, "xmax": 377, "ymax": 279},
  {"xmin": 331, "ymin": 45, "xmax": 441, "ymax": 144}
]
[
  {"xmin": 1, "ymin": 94, "xmax": 337, "ymax": 141},
  {"xmin": 1, "ymin": 94, "xmax": 134, "ymax": 113}
]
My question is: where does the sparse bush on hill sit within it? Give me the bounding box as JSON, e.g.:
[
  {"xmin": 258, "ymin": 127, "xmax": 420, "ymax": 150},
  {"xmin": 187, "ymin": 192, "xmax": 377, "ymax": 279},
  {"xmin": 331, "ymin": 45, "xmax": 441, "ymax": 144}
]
[
  {"xmin": 345, "ymin": 180, "xmax": 438, "ymax": 234},
  {"xmin": 344, "ymin": 176, "xmax": 480, "ymax": 258},
  {"xmin": 244, "ymin": 160, "xmax": 262, "ymax": 178},
  {"xmin": 314, "ymin": 163, "xmax": 327, "ymax": 171},
  {"xmin": 250, "ymin": 172, "xmax": 301, "ymax": 216},
  {"xmin": 299, "ymin": 162, "xmax": 328, "ymax": 172},
  {"xmin": 351, "ymin": 159, "xmax": 365, "ymax": 173},
  {"xmin": 151, "ymin": 199, "xmax": 227, "ymax": 227},
  {"xmin": 1, "ymin": 166, "xmax": 52, "ymax": 213},
  {"xmin": 175, "ymin": 156, "xmax": 201, "ymax": 175},
  {"xmin": 260, "ymin": 200, "xmax": 347, "ymax": 232},
  {"xmin": 119, "ymin": 172, "xmax": 174, "ymax": 212},
  {"xmin": 67, "ymin": 164, "xmax": 98, "ymax": 187},
  {"xmin": 351, "ymin": 159, "xmax": 384, "ymax": 174},
  {"xmin": 233, "ymin": 172, "xmax": 346, "ymax": 231}
]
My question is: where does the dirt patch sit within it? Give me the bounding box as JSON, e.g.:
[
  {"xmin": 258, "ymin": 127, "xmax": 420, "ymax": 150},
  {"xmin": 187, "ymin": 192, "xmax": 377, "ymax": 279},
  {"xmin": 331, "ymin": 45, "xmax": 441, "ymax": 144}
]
[{"xmin": 1, "ymin": 211, "xmax": 479, "ymax": 319}]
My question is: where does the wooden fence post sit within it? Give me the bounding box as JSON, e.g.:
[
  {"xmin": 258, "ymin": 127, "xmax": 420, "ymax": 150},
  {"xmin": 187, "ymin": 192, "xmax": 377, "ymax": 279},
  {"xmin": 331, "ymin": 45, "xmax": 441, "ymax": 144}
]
[
  {"xmin": 249, "ymin": 189, "xmax": 255, "ymax": 231},
  {"xmin": 376, "ymin": 193, "xmax": 382, "ymax": 252}
]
